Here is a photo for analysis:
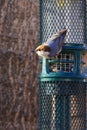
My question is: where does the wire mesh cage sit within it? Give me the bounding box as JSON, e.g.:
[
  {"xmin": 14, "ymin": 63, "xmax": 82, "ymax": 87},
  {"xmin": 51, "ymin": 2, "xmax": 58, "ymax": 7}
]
[
  {"xmin": 48, "ymin": 52, "xmax": 74, "ymax": 73},
  {"xmin": 40, "ymin": 0, "xmax": 86, "ymax": 44},
  {"xmin": 40, "ymin": 0, "xmax": 87, "ymax": 74},
  {"xmin": 41, "ymin": 44, "xmax": 86, "ymax": 75},
  {"xmin": 39, "ymin": 0, "xmax": 87, "ymax": 130},
  {"xmin": 39, "ymin": 81, "xmax": 86, "ymax": 130}
]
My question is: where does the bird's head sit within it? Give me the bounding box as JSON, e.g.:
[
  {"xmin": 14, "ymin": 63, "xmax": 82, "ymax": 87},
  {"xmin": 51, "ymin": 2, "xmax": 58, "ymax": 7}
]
[{"xmin": 35, "ymin": 44, "xmax": 51, "ymax": 58}]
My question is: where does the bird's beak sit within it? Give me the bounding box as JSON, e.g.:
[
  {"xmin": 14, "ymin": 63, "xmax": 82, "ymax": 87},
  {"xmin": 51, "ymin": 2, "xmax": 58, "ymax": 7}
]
[{"xmin": 31, "ymin": 50, "xmax": 35, "ymax": 53}]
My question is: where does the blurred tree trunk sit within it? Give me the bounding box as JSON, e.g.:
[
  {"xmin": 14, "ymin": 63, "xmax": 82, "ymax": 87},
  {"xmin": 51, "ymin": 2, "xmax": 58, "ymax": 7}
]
[{"xmin": 0, "ymin": 0, "xmax": 40, "ymax": 129}]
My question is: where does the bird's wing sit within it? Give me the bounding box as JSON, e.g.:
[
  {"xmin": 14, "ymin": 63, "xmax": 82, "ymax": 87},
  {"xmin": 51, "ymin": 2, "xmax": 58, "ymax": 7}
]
[
  {"xmin": 47, "ymin": 29, "xmax": 67, "ymax": 41},
  {"xmin": 47, "ymin": 32, "xmax": 60, "ymax": 41},
  {"xmin": 56, "ymin": 29, "xmax": 67, "ymax": 54}
]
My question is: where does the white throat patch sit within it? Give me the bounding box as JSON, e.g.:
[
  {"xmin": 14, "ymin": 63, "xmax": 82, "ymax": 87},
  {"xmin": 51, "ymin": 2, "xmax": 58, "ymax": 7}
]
[{"xmin": 36, "ymin": 51, "xmax": 50, "ymax": 58}]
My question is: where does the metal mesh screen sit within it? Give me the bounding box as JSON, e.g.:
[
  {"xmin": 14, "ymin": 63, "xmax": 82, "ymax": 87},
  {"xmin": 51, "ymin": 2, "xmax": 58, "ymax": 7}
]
[
  {"xmin": 40, "ymin": 0, "xmax": 86, "ymax": 44},
  {"xmin": 39, "ymin": 81, "xmax": 86, "ymax": 130},
  {"xmin": 48, "ymin": 52, "xmax": 74, "ymax": 72}
]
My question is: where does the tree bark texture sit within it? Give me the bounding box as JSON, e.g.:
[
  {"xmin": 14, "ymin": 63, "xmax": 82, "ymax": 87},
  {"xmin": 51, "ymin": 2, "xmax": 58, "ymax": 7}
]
[{"xmin": 0, "ymin": 0, "xmax": 40, "ymax": 130}]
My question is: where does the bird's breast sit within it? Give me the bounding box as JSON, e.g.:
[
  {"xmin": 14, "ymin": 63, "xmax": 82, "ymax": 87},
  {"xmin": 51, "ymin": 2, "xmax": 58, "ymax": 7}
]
[{"xmin": 36, "ymin": 50, "xmax": 50, "ymax": 58}]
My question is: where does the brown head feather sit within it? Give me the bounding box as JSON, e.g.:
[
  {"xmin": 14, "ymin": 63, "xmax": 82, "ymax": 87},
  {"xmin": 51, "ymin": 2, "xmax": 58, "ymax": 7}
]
[{"xmin": 35, "ymin": 44, "xmax": 51, "ymax": 52}]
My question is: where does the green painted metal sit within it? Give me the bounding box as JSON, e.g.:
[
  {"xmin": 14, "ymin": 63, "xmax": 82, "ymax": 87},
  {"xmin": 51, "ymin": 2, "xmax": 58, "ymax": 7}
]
[
  {"xmin": 39, "ymin": 0, "xmax": 87, "ymax": 130},
  {"xmin": 39, "ymin": 44, "xmax": 87, "ymax": 130},
  {"xmin": 40, "ymin": 44, "xmax": 87, "ymax": 80},
  {"xmin": 39, "ymin": 80, "xmax": 86, "ymax": 130}
]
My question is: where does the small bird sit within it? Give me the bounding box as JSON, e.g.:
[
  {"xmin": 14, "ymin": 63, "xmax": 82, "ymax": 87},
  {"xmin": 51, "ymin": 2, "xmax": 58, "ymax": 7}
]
[{"xmin": 35, "ymin": 29, "xmax": 67, "ymax": 59}]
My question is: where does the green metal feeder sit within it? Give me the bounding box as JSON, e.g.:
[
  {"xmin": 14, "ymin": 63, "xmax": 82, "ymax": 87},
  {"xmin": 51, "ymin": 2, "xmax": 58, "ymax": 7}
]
[{"xmin": 39, "ymin": 0, "xmax": 87, "ymax": 130}]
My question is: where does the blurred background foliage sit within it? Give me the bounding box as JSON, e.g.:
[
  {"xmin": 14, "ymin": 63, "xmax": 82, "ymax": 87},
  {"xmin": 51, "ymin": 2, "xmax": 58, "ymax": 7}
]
[{"xmin": 0, "ymin": 0, "xmax": 40, "ymax": 129}]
